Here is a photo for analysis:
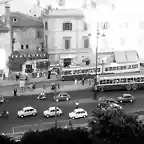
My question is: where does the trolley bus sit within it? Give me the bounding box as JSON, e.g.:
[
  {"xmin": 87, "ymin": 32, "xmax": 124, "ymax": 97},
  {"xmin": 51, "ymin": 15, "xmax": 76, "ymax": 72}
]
[
  {"xmin": 96, "ymin": 74, "xmax": 144, "ymax": 92},
  {"xmin": 61, "ymin": 62, "xmax": 140, "ymax": 81}
]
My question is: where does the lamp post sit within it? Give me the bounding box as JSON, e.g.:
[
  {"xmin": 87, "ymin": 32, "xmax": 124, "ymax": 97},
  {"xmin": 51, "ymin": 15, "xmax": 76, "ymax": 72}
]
[
  {"xmin": 54, "ymin": 85, "xmax": 58, "ymax": 128},
  {"xmin": 88, "ymin": 22, "xmax": 106, "ymax": 100}
]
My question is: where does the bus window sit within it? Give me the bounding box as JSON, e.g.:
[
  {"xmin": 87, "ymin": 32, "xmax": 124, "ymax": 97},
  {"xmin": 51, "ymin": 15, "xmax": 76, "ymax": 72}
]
[
  {"xmin": 113, "ymin": 67, "xmax": 117, "ymax": 71},
  {"xmin": 120, "ymin": 66, "xmax": 124, "ymax": 70},
  {"xmin": 105, "ymin": 67, "xmax": 108, "ymax": 71},
  {"xmin": 132, "ymin": 64, "xmax": 138, "ymax": 68},
  {"xmin": 97, "ymin": 68, "xmax": 100, "ymax": 72},
  {"xmin": 128, "ymin": 65, "xmax": 132, "ymax": 69},
  {"xmin": 140, "ymin": 77, "xmax": 144, "ymax": 82},
  {"xmin": 123, "ymin": 66, "xmax": 126, "ymax": 69},
  {"xmin": 134, "ymin": 77, "xmax": 140, "ymax": 82},
  {"xmin": 100, "ymin": 80, "xmax": 103, "ymax": 84},
  {"xmin": 109, "ymin": 67, "xmax": 113, "ymax": 71},
  {"xmin": 116, "ymin": 79, "xmax": 120, "ymax": 83},
  {"xmin": 121, "ymin": 78, "xmax": 126, "ymax": 83},
  {"xmin": 82, "ymin": 70, "xmax": 85, "ymax": 73}
]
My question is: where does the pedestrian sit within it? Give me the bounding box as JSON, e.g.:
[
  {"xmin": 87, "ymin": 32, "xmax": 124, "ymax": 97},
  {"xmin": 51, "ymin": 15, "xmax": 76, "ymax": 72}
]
[
  {"xmin": 75, "ymin": 101, "xmax": 79, "ymax": 109},
  {"xmin": 82, "ymin": 78, "xmax": 84, "ymax": 85},
  {"xmin": 88, "ymin": 78, "xmax": 92, "ymax": 85},
  {"xmin": 69, "ymin": 119, "xmax": 72, "ymax": 129},
  {"xmin": 13, "ymin": 88, "xmax": 17, "ymax": 96},
  {"xmin": 57, "ymin": 82, "xmax": 60, "ymax": 89},
  {"xmin": 3, "ymin": 73, "xmax": 5, "ymax": 80},
  {"xmin": 74, "ymin": 79, "xmax": 77, "ymax": 85}
]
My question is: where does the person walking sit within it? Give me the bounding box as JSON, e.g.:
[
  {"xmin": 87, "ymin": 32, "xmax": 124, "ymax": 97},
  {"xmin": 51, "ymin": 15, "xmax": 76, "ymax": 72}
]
[
  {"xmin": 74, "ymin": 79, "xmax": 77, "ymax": 85},
  {"xmin": 75, "ymin": 101, "xmax": 79, "ymax": 109}
]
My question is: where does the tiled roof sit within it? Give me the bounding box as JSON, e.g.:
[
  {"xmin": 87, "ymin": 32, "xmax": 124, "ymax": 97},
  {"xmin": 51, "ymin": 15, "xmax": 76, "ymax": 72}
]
[
  {"xmin": 10, "ymin": 12, "xmax": 43, "ymax": 27},
  {"xmin": 43, "ymin": 9, "xmax": 84, "ymax": 17}
]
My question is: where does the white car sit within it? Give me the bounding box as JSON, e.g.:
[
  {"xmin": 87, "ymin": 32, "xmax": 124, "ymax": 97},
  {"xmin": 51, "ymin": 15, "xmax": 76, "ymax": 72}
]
[
  {"xmin": 109, "ymin": 103, "xmax": 123, "ymax": 110},
  {"xmin": 17, "ymin": 106, "xmax": 37, "ymax": 118},
  {"xmin": 43, "ymin": 107, "xmax": 63, "ymax": 118},
  {"xmin": 69, "ymin": 108, "xmax": 88, "ymax": 119}
]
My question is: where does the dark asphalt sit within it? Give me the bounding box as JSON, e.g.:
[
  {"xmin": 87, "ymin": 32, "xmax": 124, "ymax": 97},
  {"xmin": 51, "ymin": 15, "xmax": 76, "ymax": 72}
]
[{"xmin": 1, "ymin": 89, "xmax": 144, "ymax": 133}]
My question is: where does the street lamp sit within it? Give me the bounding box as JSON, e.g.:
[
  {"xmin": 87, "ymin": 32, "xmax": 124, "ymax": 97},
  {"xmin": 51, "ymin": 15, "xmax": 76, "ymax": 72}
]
[{"xmin": 88, "ymin": 22, "xmax": 106, "ymax": 100}]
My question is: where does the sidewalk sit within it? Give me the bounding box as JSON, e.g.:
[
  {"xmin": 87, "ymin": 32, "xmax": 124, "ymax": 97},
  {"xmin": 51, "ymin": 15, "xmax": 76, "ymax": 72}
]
[
  {"xmin": 0, "ymin": 75, "xmax": 58, "ymax": 87},
  {"xmin": 3, "ymin": 83, "xmax": 92, "ymax": 97}
]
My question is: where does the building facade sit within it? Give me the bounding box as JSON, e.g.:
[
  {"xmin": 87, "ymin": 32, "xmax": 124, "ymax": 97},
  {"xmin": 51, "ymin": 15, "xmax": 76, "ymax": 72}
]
[
  {"xmin": 42, "ymin": 9, "xmax": 96, "ymax": 67},
  {"xmin": 0, "ymin": 19, "xmax": 11, "ymax": 76}
]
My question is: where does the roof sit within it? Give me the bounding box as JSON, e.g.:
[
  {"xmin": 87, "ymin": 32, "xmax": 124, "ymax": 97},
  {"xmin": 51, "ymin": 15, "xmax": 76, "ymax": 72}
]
[
  {"xmin": 23, "ymin": 106, "xmax": 34, "ymax": 110},
  {"xmin": 49, "ymin": 107, "xmax": 59, "ymax": 110},
  {"xmin": 0, "ymin": 20, "xmax": 9, "ymax": 31},
  {"xmin": 42, "ymin": 9, "xmax": 84, "ymax": 18},
  {"xmin": 74, "ymin": 108, "xmax": 85, "ymax": 112},
  {"xmin": 0, "ymin": 12, "xmax": 43, "ymax": 27}
]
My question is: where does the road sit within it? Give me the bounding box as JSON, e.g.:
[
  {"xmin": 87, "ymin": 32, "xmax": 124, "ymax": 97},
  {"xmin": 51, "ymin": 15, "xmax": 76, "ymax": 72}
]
[{"xmin": 1, "ymin": 89, "xmax": 144, "ymax": 134}]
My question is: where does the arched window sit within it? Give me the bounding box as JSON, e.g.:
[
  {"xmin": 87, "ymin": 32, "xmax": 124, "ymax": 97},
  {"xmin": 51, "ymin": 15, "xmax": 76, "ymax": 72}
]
[{"xmin": 45, "ymin": 22, "xmax": 48, "ymax": 30}]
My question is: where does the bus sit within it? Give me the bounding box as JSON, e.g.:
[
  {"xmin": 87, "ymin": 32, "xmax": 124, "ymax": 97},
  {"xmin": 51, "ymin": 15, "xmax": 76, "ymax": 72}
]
[
  {"xmin": 96, "ymin": 74, "xmax": 144, "ymax": 92},
  {"xmin": 61, "ymin": 62, "xmax": 140, "ymax": 81}
]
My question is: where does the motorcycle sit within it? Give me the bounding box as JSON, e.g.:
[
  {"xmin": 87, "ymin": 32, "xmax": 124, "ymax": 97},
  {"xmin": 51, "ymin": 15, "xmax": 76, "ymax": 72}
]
[
  {"xmin": 0, "ymin": 111, "xmax": 9, "ymax": 117},
  {"xmin": 37, "ymin": 94, "xmax": 46, "ymax": 100},
  {"xmin": 0, "ymin": 96, "xmax": 4, "ymax": 103}
]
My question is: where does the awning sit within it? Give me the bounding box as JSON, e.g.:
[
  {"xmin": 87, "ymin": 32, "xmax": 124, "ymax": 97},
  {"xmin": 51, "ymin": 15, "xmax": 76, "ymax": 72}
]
[{"xmin": 60, "ymin": 54, "xmax": 76, "ymax": 59}]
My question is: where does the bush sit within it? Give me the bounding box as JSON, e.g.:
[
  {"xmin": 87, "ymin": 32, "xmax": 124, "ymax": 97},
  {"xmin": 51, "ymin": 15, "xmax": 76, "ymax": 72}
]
[{"xmin": 89, "ymin": 107, "xmax": 144, "ymax": 144}]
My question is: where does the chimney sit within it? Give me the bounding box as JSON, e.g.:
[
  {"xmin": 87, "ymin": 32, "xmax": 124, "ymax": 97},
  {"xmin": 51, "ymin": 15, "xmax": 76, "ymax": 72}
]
[{"xmin": 5, "ymin": 3, "xmax": 11, "ymax": 27}]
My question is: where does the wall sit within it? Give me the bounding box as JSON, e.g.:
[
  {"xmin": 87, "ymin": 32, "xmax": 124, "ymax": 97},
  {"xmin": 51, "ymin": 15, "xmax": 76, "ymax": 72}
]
[
  {"xmin": 0, "ymin": 31, "xmax": 11, "ymax": 74},
  {"xmin": 13, "ymin": 27, "xmax": 44, "ymax": 51}
]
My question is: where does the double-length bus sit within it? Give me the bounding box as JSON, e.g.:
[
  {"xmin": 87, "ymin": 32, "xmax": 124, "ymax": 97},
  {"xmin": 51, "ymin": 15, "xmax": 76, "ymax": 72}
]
[
  {"xmin": 61, "ymin": 62, "xmax": 140, "ymax": 81},
  {"xmin": 96, "ymin": 74, "xmax": 144, "ymax": 92}
]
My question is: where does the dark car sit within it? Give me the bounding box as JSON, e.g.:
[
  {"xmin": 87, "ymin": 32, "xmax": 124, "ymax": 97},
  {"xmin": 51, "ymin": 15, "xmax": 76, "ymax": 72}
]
[
  {"xmin": 117, "ymin": 94, "xmax": 135, "ymax": 103},
  {"xmin": 54, "ymin": 92, "xmax": 71, "ymax": 102},
  {"xmin": 97, "ymin": 102, "xmax": 109, "ymax": 110},
  {"xmin": 105, "ymin": 98, "xmax": 119, "ymax": 104}
]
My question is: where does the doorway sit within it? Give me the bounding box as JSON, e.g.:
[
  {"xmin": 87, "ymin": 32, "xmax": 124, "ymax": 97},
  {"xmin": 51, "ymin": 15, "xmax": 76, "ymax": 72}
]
[{"xmin": 63, "ymin": 58, "xmax": 71, "ymax": 67}]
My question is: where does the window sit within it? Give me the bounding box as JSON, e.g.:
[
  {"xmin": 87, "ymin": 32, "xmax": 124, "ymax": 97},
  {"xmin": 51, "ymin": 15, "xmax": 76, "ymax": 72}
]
[
  {"xmin": 21, "ymin": 45, "xmax": 24, "ymax": 49},
  {"xmin": 26, "ymin": 45, "xmax": 29, "ymax": 49},
  {"xmin": 103, "ymin": 22, "xmax": 109, "ymax": 29},
  {"xmin": 37, "ymin": 31, "xmax": 41, "ymax": 37},
  {"xmin": 84, "ymin": 22, "xmax": 87, "ymax": 30},
  {"xmin": 45, "ymin": 22, "xmax": 48, "ymax": 30},
  {"xmin": 63, "ymin": 22, "xmax": 72, "ymax": 31},
  {"xmin": 83, "ymin": 37, "xmax": 89, "ymax": 48},
  {"xmin": 64, "ymin": 37, "xmax": 71, "ymax": 50}
]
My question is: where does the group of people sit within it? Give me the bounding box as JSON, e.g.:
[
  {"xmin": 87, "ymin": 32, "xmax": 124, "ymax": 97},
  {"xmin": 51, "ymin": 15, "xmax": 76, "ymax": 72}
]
[{"xmin": 74, "ymin": 78, "xmax": 93, "ymax": 85}]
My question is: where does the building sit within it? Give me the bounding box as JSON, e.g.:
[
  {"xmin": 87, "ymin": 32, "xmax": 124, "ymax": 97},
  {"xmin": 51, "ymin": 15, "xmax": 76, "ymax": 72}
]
[
  {"xmin": 0, "ymin": 5, "xmax": 49, "ymax": 72},
  {"xmin": 42, "ymin": 9, "xmax": 98, "ymax": 67},
  {"xmin": 0, "ymin": 19, "xmax": 11, "ymax": 76}
]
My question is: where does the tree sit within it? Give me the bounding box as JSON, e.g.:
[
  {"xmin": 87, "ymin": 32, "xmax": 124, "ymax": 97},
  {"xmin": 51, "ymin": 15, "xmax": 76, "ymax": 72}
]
[
  {"xmin": 21, "ymin": 127, "xmax": 91, "ymax": 144},
  {"xmin": 0, "ymin": 135, "xmax": 14, "ymax": 144},
  {"xmin": 88, "ymin": 107, "xmax": 144, "ymax": 144}
]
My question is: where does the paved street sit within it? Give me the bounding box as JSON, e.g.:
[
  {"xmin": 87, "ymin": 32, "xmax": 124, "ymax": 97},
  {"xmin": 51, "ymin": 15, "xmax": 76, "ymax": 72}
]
[{"xmin": 1, "ymin": 89, "xmax": 144, "ymax": 134}]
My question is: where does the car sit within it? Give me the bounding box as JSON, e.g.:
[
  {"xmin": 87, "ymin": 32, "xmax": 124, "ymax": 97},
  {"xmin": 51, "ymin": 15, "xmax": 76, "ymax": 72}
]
[
  {"xmin": 99, "ymin": 97, "xmax": 118, "ymax": 104},
  {"xmin": 43, "ymin": 107, "xmax": 63, "ymax": 118},
  {"xmin": 54, "ymin": 92, "xmax": 71, "ymax": 102},
  {"xmin": 17, "ymin": 106, "xmax": 37, "ymax": 118},
  {"xmin": 97, "ymin": 102, "xmax": 123, "ymax": 110},
  {"xmin": 105, "ymin": 98, "xmax": 119, "ymax": 104},
  {"xmin": 0, "ymin": 98, "xmax": 4, "ymax": 103},
  {"xmin": 117, "ymin": 94, "xmax": 135, "ymax": 103},
  {"xmin": 37, "ymin": 94, "xmax": 46, "ymax": 100},
  {"xmin": 69, "ymin": 108, "xmax": 88, "ymax": 119},
  {"xmin": 109, "ymin": 103, "xmax": 123, "ymax": 110}
]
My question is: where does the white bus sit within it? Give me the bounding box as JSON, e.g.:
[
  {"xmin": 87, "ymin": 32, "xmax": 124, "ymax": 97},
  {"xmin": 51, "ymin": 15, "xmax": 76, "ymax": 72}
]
[
  {"xmin": 61, "ymin": 62, "xmax": 140, "ymax": 81},
  {"xmin": 96, "ymin": 74, "xmax": 144, "ymax": 92}
]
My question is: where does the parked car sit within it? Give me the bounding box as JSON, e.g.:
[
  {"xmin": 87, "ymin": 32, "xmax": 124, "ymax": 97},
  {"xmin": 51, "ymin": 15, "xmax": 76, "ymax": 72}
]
[
  {"xmin": 69, "ymin": 108, "xmax": 88, "ymax": 119},
  {"xmin": 17, "ymin": 106, "xmax": 37, "ymax": 118},
  {"xmin": 99, "ymin": 97, "xmax": 118, "ymax": 104},
  {"xmin": 43, "ymin": 107, "xmax": 63, "ymax": 118},
  {"xmin": 54, "ymin": 92, "xmax": 71, "ymax": 102},
  {"xmin": 117, "ymin": 94, "xmax": 135, "ymax": 103}
]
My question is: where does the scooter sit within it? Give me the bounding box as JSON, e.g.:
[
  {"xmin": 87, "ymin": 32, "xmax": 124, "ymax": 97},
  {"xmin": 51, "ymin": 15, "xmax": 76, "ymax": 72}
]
[
  {"xmin": 0, "ymin": 97, "xmax": 4, "ymax": 103},
  {"xmin": 37, "ymin": 94, "xmax": 46, "ymax": 100},
  {"xmin": 0, "ymin": 111, "xmax": 9, "ymax": 117}
]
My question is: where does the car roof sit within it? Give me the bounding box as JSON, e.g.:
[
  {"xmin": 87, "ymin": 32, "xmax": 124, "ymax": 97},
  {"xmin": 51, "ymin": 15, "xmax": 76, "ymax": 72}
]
[
  {"xmin": 106, "ymin": 98, "xmax": 115, "ymax": 101},
  {"xmin": 49, "ymin": 107, "xmax": 59, "ymax": 110},
  {"xmin": 74, "ymin": 108, "xmax": 85, "ymax": 112},
  {"xmin": 23, "ymin": 106, "xmax": 34, "ymax": 110},
  {"xmin": 122, "ymin": 94, "xmax": 132, "ymax": 96},
  {"xmin": 59, "ymin": 92, "xmax": 68, "ymax": 95}
]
